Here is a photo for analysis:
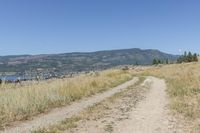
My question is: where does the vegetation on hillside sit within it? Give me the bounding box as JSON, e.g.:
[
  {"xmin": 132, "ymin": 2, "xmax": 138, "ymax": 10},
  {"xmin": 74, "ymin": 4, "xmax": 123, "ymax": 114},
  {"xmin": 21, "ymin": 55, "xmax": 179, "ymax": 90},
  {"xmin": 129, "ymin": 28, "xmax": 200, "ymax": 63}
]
[
  {"xmin": 0, "ymin": 49, "xmax": 177, "ymax": 73},
  {"xmin": 177, "ymin": 51, "xmax": 198, "ymax": 63},
  {"xmin": 152, "ymin": 51, "xmax": 198, "ymax": 65},
  {"xmin": 152, "ymin": 58, "xmax": 169, "ymax": 65}
]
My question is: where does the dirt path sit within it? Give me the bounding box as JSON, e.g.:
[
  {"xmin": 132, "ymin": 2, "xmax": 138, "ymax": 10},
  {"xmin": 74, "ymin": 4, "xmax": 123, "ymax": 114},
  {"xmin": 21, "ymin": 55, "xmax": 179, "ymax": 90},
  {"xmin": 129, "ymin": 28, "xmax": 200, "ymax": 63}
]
[
  {"xmin": 114, "ymin": 77, "xmax": 178, "ymax": 133},
  {"xmin": 1, "ymin": 77, "xmax": 139, "ymax": 133},
  {"xmin": 64, "ymin": 77, "xmax": 179, "ymax": 133}
]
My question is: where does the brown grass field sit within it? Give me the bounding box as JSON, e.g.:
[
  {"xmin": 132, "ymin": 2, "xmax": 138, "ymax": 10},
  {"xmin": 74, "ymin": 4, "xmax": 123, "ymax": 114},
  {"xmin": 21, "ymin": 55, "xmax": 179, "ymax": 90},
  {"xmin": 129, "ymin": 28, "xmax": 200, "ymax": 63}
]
[
  {"xmin": 1, "ymin": 61, "xmax": 200, "ymax": 131},
  {"xmin": 0, "ymin": 69, "xmax": 133, "ymax": 128},
  {"xmin": 139, "ymin": 62, "xmax": 200, "ymax": 131}
]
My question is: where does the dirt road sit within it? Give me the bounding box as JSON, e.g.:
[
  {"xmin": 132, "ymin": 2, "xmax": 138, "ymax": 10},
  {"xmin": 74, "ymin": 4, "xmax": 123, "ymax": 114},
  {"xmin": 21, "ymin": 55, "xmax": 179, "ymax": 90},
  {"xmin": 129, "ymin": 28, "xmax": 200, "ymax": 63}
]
[
  {"xmin": 114, "ymin": 77, "xmax": 178, "ymax": 133},
  {"xmin": 2, "ymin": 77, "xmax": 139, "ymax": 133},
  {"xmin": 64, "ymin": 77, "xmax": 179, "ymax": 133}
]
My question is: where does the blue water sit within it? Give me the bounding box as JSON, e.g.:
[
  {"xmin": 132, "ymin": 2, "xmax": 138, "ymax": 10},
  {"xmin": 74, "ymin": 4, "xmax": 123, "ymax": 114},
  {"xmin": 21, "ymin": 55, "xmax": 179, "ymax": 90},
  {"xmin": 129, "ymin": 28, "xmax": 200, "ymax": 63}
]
[{"xmin": 0, "ymin": 76, "xmax": 26, "ymax": 81}]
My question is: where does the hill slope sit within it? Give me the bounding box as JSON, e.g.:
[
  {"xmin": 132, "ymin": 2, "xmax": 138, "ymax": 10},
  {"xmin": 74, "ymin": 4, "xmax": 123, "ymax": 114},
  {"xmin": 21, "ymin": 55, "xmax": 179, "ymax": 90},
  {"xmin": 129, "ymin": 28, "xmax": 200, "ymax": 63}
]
[{"xmin": 0, "ymin": 48, "xmax": 178, "ymax": 73}]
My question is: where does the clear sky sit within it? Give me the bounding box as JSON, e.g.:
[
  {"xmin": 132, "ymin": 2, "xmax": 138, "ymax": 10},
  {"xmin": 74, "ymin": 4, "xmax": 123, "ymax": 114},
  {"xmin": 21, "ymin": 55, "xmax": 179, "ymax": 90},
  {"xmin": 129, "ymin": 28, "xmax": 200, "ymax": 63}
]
[{"xmin": 0, "ymin": 0, "xmax": 200, "ymax": 55}]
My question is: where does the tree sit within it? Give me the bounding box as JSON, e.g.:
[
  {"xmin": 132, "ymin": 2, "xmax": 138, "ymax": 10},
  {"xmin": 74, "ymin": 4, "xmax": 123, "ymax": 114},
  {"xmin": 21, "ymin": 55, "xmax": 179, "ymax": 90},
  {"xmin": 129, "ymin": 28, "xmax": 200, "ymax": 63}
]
[
  {"xmin": 166, "ymin": 59, "xmax": 169, "ymax": 64},
  {"xmin": 187, "ymin": 52, "xmax": 193, "ymax": 62},
  {"xmin": 184, "ymin": 51, "xmax": 187, "ymax": 58},
  {"xmin": 152, "ymin": 59, "xmax": 164, "ymax": 65},
  {"xmin": 152, "ymin": 59, "xmax": 158, "ymax": 65},
  {"xmin": 193, "ymin": 53, "xmax": 198, "ymax": 62},
  {"xmin": 157, "ymin": 59, "xmax": 161, "ymax": 64}
]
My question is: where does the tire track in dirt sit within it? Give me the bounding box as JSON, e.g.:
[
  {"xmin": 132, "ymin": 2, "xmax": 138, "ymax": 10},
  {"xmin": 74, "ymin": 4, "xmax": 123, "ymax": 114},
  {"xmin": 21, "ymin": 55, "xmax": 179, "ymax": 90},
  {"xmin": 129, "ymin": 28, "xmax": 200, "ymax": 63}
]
[
  {"xmin": 63, "ymin": 77, "xmax": 180, "ymax": 133},
  {"xmin": 114, "ymin": 77, "xmax": 178, "ymax": 133}
]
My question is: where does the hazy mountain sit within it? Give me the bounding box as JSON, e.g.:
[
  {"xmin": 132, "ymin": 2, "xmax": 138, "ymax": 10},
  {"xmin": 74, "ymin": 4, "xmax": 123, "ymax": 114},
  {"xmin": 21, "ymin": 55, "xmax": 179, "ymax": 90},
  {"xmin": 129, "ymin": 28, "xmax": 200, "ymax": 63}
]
[{"xmin": 0, "ymin": 48, "xmax": 178, "ymax": 73}]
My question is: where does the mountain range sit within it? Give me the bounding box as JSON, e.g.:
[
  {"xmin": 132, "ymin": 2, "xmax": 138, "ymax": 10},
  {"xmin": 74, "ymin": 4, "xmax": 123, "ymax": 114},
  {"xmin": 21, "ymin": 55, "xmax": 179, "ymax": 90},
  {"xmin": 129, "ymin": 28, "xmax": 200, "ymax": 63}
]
[{"xmin": 0, "ymin": 48, "xmax": 178, "ymax": 73}]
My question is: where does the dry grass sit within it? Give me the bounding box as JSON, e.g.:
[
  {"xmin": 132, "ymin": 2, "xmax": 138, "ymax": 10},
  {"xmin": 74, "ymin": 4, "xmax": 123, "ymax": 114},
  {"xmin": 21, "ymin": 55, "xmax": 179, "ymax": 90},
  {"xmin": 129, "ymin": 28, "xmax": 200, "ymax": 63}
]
[
  {"xmin": 140, "ymin": 62, "xmax": 200, "ymax": 130},
  {"xmin": 0, "ymin": 69, "xmax": 133, "ymax": 128},
  {"xmin": 32, "ymin": 77, "xmax": 146, "ymax": 133}
]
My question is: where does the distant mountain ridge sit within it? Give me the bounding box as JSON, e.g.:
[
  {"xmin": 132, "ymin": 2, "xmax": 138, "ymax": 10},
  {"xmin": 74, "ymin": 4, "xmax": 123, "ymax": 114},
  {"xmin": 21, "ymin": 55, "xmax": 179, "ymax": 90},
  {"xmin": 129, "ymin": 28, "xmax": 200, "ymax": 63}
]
[{"xmin": 0, "ymin": 48, "xmax": 178, "ymax": 73}]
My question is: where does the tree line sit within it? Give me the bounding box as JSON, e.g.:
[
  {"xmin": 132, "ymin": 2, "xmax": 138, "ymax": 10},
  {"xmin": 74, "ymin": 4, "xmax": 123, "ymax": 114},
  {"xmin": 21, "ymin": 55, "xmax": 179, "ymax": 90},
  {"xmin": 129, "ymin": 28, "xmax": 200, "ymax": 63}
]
[
  {"xmin": 152, "ymin": 51, "xmax": 199, "ymax": 65},
  {"xmin": 177, "ymin": 51, "xmax": 198, "ymax": 63},
  {"xmin": 152, "ymin": 59, "xmax": 169, "ymax": 65}
]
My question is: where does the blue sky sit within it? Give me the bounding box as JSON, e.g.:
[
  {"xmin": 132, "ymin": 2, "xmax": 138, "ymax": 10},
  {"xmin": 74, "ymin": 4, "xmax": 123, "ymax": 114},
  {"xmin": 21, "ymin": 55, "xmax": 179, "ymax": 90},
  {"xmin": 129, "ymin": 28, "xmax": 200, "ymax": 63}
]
[{"xmin": 0, "ymin": 0, "xmax": 200, "ymax": 55}]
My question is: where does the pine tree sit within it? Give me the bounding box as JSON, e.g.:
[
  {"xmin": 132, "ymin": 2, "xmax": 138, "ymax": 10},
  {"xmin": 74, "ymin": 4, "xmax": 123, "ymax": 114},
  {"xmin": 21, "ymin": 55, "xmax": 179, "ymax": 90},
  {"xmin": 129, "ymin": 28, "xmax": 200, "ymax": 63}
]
[
  {"xmin": 152, "ymin": 59, "xmax": 158, "ymax": 65},
  {"xmin": 188, "ymin": 52, "xmax": 193, "ymax": 62},
  {"xmin": 166, "ymin": 59, "xmax": 169, "ymax": 64},
  {"xmin": 193, "ymin": 53, "xmax": 198, "ymax": 62},
  {"xmin": 184, "ymin": 51, "xmax": 187, "ymax": 58}
]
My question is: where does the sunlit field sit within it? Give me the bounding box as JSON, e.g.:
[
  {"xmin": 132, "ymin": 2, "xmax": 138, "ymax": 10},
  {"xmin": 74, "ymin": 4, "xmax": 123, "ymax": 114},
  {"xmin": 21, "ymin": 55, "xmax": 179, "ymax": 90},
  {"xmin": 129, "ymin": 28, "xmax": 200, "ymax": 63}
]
[
  {"xmin": 0, "ymin": 69, "xmax": 133, "ymax": 128},
  {"xmin": 140, "ymin": 62, "xmax": 200, "ymax": 130}
]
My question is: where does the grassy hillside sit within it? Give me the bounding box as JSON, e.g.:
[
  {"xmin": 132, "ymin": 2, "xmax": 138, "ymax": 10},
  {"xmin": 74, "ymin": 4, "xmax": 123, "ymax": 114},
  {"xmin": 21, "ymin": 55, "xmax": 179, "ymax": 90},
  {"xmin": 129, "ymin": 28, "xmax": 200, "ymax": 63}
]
[
  {"xmin": 0, "ymin": 69, "xmax": 133, "ymax": 128},
  {"xmin": 1, "ymin": 61, "xmax": 199, "ymax": 131},
  {"xmin": 0, "ymin": 48, "xmax": 177, "ymax": 73},
  {"xmin": 140, "ymin": 62, "xmax": 200, "ymax": 131}
]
